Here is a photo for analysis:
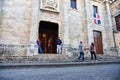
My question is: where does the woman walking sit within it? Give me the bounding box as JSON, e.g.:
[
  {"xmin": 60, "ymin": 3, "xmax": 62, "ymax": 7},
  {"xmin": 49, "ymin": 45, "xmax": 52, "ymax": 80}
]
[{"xmin": 90, "ymin": 43, "xmax": 97, "ymax": 61}]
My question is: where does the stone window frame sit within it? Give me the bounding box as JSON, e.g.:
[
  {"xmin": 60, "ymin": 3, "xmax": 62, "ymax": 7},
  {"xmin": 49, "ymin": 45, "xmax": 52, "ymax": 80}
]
[
  {"xmin": 70, "ymin": 0, "xmax": 77, "ymax": 9},
  {"xmin": 93, "ymin": 5, "xmax": 98, "ymax": 14}
]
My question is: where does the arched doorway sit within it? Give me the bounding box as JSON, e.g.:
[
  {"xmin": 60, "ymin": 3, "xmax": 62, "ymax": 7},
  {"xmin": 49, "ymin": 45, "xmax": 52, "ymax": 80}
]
[{"xmin": 38, "ymin": 21, "xmax": 58, "ymax": 54}]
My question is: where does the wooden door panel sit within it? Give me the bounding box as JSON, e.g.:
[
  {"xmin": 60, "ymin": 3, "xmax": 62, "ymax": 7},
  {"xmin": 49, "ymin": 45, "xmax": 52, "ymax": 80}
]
[
  {"xmin": 39, "ymin": 29, "xmax": 57, "ymax": 53},
  {"xmin": 93, "ymin": 31, "xmax": 103, "ymax": 54}
]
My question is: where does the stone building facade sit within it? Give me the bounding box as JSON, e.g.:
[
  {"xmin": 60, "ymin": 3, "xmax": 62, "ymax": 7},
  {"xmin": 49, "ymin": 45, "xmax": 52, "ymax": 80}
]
[
  {"xmin": 110, "ymin": 0, "xmax": 120, "ymax": 56},
  {"xmin": 0, "ymin": 0, "xmax": 120, "ymax": 60}
]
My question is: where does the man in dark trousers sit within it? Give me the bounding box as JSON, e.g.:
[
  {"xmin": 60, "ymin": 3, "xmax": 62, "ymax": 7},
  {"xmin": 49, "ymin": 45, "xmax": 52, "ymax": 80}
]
[
  {"xmin": 78, "ymin": 41, "xmax": 84, "ymax": 61},
  {"xmin": 56, "ymin": 37, "xmax": 62, "ymax": 54}
]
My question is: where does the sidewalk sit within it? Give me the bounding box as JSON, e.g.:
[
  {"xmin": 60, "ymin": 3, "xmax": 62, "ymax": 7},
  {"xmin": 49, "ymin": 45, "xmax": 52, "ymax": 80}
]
[
  {"xmin": 0, "ymin": 59, "xmax": 120, "ymax": 69},
  {"xmin": 0, "ymin": 54, "xmax": 120, "ymax": 69}
]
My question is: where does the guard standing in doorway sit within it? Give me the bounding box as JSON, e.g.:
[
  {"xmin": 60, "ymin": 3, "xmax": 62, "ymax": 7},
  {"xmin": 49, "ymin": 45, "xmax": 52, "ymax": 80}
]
[{"xmin": 56, "ymin": 37, "xmax": 62, "ymax": 54}]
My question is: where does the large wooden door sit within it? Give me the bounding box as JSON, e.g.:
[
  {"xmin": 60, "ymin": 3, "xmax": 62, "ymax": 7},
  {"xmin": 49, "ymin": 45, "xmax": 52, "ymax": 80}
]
[
  {"xmin": 39, "ymin": 30, "xmax": 57, "ymax": 53},
  {"xmin": 39, "ymin": 21, "xmax": 58, "ymax": 54},
  {"xmin": 93, "ymin": 31, "xmax": 103, "ymax": 54}
]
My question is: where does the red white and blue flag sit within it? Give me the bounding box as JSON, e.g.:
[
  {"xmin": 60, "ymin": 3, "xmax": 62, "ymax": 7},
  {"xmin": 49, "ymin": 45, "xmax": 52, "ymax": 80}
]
[{"xmin": 93, "ymin": 13, "xmax": 101, "ymax": 24}]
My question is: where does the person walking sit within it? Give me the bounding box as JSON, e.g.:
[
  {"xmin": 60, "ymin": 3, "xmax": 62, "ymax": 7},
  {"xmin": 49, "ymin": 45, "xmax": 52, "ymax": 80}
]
[
  {"xmin": 56, "ymin": 37, "xmax": 62, "ymax": 54},
  {"xmin": 36, "ymin": 39, "xmax": 43, "ymax": 54},
  {"xmin": 90, "ymin": 42, "xmax": 97, "ymax": 61},
  {"xmin": 78, "ymin": 41, "xmax": 84, "ymax": 61}
]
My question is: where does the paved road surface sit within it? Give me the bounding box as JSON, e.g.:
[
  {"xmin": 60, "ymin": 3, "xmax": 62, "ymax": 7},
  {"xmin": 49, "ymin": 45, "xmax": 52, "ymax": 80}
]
[{"xmin": 0, "ymin": 64, "xmax": 120, "ymax": 80}]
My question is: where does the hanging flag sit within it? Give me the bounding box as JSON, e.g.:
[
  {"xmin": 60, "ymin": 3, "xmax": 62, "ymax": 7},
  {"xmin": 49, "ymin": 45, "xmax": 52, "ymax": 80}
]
[{"xmin": 93, "ymin": 13, "xmax": 101, "ymax": 24}]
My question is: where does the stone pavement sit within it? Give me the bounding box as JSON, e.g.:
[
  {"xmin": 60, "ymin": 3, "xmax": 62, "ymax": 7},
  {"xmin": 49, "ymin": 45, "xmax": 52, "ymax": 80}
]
[
  {"xmin": 0, "ymin": 60, "xmax": 120, "ymax": 69},
  {"xmin": 0, "ymin": 54, "xmax": 120, "ymax": 69}
]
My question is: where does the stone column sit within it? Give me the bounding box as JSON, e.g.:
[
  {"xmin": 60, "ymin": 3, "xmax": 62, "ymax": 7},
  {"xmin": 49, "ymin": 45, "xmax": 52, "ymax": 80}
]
[
  {"xmin": 62, "ymin": 0, "xmax": 70, "ymax": 55},
  {"xmin": 27, "ymin": 0, "xmax": 39, "ymax": 56},
  {"xmin": 84, "ymin": 0, "xmax": 92, "ymax": 47},
  {"xmin": 0, "ymin": 0, "xmax": 3, "ymax": 43},
  {"xmin": 0, "ymin": 0, "xmax": 3, "ymax": 24},
  {"xmin": 104, "ymin": 0, "xmax": 115, "ymax": 51}
]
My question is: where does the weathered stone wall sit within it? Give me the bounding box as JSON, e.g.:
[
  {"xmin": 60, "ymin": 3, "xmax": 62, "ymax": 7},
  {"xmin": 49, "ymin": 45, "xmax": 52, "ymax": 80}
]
[
  {"xmin": 110, "ymin": 0, "xmax": 120, "ymax": 56},
  {"xmin": 0, "ymin": 0, "xmax": 118, "ymax": 58},
  {"xmin": 103, "ymin": 0, "xmax": 115, "ymax": 50},
  {"xmin": 89, "ymin": 1, "xmax": 109, "ymax": 54},
  {"xmin": 62, "ymin": 0, "xmax": 86, "ymax": 48},
  {"xmin": 69, "ymin": 0, "xmax": 86, "ymax": 48},
  {"xmin": 0, "ymin": 0, "xmax": 32, "ymax": 56},
  {"xmin": 61, "ymin": 0, "xmax": 89, "ymax": 56},
  {"xmin": 0, "ymin": 0, "xmax": 3, "ymax": 38},
  {"xmin": 0, "ymin": 0, "xmax": 3, "ymax": 22},
  {"xmin": 1, "ymin": 0, "xmax": 31, "ymax": 44}
]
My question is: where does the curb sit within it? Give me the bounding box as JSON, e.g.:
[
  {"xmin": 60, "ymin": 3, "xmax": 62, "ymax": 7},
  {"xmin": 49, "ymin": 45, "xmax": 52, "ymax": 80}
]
[{"xmin": 0, "ymin": 60, "xmax": 120, "ymax": 69}]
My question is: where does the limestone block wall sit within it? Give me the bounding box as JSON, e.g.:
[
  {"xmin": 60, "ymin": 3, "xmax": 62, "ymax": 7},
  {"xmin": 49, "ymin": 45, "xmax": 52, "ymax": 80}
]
[
  {"xmin": 1, "ymin": 0, "xmax": 31, "ymax": 44},
  {"xmin": 103, "ymin": 0, "xmax": 115, "ymax": 48},
  {"xmin": 69, "ymin": 0, "xmax": 86, "ymax": 48},
  {"xmin": 0, "ymin": 0, "xmax": 3, "ymax": 20},
  {"xmin": 0, "ymin": 0, "xmax": 32, "ymax": 56},
  {"xmin": 27, "ymin": 0, "xmax": 63, "ymax": 55},
  {"xmin": 39, "ymin": 0, "xmax": 63, "ymax": 34},
  {"xmin": 85, "ymin": 0, "xmax": 115, "ymax": 55},
  {"xmin": 0, "ymin": 0, "xmax": 3, "ymax": 39},
  {"xmin": 110, "ymin": 0, "xmax": 120, "ymax": 56},
  {"xmin": 89, "ymin": 1, "xmax": 108, "ymax": 53},
  {"xmin": 62, "ymin": 0, "xmax": 86, "ymax": 49},
  {"xmin": 60, "ymin": 0, "xmax": 115, "ymax": 55},
  {"xmin": 0, "ymin": 0, "xmax": 118, "ymax": 58}
]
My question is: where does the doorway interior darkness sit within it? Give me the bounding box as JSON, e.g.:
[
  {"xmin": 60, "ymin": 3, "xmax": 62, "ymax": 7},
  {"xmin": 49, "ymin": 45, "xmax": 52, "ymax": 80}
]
[{"xmin": 39, "ymin": 21, "xmax": 58, "ymax": 54}]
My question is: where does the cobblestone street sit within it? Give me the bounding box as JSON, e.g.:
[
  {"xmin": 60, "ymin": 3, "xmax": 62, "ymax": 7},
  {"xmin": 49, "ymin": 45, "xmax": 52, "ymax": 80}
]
[{"xmin": 0, "ymin": 64, "xmax": 120, "ymax": 80}]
